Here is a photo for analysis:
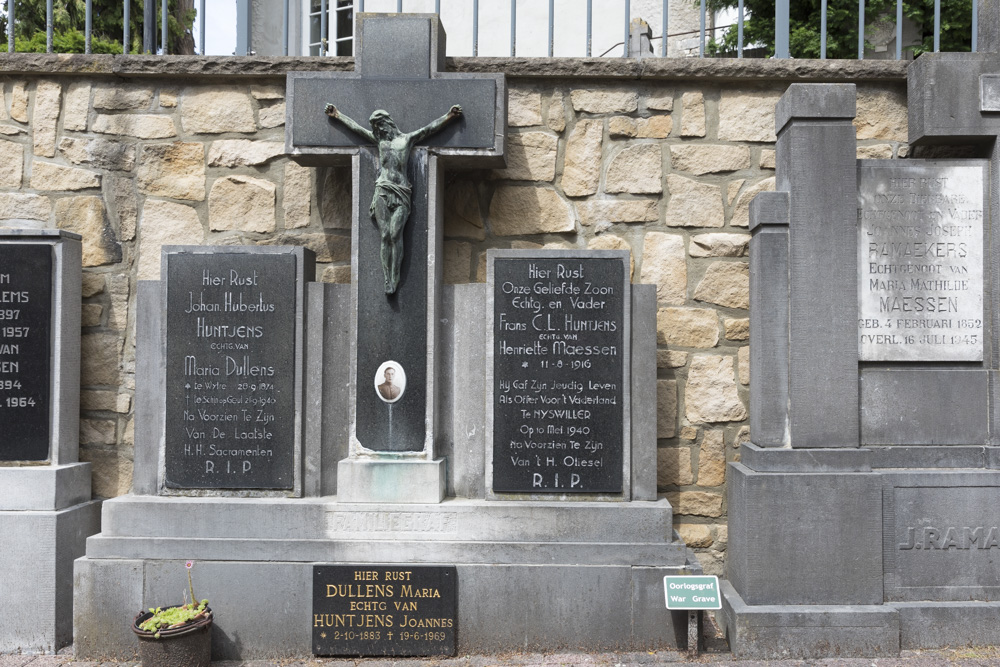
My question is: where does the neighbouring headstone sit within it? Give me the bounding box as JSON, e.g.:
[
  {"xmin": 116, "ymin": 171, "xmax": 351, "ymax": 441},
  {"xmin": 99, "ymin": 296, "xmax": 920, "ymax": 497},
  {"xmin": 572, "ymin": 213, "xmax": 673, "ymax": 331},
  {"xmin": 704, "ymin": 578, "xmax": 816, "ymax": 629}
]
[
  {"xmin": 724, "ymin": 65, "xmax": 1000, "ymax": 660},
  {"xmin": 313, "ymin": 565, "xmax": 456, "ymax": 656},
  {"xmin": 0, "ymin": 230, "xmax": 101, "ymax": 654},
  {"xmin": 858, "ymin": 160, "xmax": 985, "ymax": 362},
  {"xmin": 0, "ymin": 243, "xmax": 52, "ymax": 461},
  {"xmin": 488, "ymin": 250, "xmax": 630, "ymax": 496}
]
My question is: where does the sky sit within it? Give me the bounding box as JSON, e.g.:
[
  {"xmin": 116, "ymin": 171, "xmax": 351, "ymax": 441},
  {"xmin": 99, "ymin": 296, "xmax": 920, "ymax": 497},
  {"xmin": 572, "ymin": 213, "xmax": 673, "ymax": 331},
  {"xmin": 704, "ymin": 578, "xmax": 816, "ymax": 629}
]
[{"xmin": 198, "ymin": 0, "xmax": 237, "ymax": 56}]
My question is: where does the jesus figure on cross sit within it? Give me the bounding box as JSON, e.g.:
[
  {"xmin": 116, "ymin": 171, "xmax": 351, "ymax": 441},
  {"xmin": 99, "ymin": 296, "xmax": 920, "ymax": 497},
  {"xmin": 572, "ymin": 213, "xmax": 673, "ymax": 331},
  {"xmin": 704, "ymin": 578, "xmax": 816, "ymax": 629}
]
[{"xmin": 324, "ymin": 102, "xmax": 463, "ymax": 295}]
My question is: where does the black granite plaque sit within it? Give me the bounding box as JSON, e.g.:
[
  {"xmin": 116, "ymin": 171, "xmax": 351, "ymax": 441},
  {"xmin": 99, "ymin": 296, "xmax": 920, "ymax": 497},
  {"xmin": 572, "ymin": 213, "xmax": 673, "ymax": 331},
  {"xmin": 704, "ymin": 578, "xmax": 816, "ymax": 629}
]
[
  {"xmin": 0, "ymin": 244, "xmax": 51, "ymax": 461},
  {"xmin": 492, "ymin": 257, "xmax": 626, "ymax": 493},
  {"xmin": 164, "ymin": 252, "xmax": 297, "ymax": 489},
  {"xmin": 312, "ymin": 565, "xmax": 456, "ymax": 657}
]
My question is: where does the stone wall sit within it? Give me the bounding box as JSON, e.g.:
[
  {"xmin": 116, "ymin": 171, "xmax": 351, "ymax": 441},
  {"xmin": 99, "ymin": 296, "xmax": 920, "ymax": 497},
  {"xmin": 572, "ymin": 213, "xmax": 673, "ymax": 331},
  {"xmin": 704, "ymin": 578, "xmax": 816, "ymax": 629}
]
[{"xmin": 0, "ymin": 55, "xmax": 910, "ymax": 575}]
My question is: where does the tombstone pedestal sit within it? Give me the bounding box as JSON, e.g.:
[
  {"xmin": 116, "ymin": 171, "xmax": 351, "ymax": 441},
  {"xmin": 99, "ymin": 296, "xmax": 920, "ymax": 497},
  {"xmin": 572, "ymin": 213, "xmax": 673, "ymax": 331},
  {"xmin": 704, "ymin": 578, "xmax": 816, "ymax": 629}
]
[
  {"xmin": 0, "ymin": 230, "xmax": 101, "ymax": 654},
  {"xmin": 336, "ymin": 459, "xmax": 445, "ymax": 503},
  {"xmin": 74, "ymin": 281, "xmax": 699, "ymax": 659},
  {"xmin": 724, "ymin": 66, "xmax": 1000, "ymax": 658}
]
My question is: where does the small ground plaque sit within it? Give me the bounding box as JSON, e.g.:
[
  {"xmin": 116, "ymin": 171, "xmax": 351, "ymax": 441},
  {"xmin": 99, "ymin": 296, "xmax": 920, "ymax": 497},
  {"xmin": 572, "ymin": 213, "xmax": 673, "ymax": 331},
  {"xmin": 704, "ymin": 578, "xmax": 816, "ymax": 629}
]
[
  {"xmin": 164, "ymin": 251, "xmax": 298, "ymax": 489},
  {"xmin": 0, "ymin": 244, "xmax": 51, "ymax": 461},
  {"xmin": 312, "ymin": 565, "xmax": 456, "ymax": 656},
  {"xmin": 490, "ymin": 252, "xmax": 628, "ymax": 494},
  {"xmin": 858, "ymin": 160, "xmax": 986, "ymax": 361}
]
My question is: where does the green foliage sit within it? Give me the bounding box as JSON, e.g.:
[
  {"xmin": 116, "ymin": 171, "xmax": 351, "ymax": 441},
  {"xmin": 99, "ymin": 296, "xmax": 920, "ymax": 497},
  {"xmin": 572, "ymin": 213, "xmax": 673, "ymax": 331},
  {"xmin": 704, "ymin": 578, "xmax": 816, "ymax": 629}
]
[
  {"xmin": 705, "ymin": 0, "xmax": 973, "ymax": 58},
  {"xmin": 139, "ymin": 600, "xmax": 210, "ymax": 639},
  {"xmin": 3, "ymin": 0, "xmax": 195, "ymax": 54}
]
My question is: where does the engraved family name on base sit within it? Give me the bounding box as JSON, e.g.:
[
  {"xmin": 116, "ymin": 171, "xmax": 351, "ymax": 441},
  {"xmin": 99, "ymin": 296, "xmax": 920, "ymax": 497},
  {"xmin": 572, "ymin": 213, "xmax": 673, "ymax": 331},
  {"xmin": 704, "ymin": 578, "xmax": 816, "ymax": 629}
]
[{"xmin": 858, "ymin": 160, "xmax": 986, "ymax": 362}]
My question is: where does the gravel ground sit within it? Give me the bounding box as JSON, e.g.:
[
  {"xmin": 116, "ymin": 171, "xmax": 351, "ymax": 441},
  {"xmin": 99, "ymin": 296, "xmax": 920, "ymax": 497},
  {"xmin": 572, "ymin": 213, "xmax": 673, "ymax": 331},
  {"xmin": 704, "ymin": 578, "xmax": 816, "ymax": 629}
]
[{"xmin": 3, "ymin": 643, "xmax": 1000, "ymax": 667}]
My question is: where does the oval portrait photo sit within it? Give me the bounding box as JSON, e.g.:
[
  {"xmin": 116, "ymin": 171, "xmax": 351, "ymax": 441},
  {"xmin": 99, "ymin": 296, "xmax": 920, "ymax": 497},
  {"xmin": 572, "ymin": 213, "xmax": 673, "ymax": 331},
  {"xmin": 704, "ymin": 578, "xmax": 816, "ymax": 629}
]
[{"xmin": 374, "ymin": 360, "xmax": 406, "ymax": 404}]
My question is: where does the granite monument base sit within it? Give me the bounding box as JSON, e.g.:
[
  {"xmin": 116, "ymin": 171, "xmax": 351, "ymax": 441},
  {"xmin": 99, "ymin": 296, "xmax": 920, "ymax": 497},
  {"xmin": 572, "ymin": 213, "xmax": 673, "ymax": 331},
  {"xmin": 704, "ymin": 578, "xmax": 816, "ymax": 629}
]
[
  {"xmin": 74, "ymin": 496, "xmax": 698, "ymax": 659},
  {"xmin": 0, "ymin": 463, "xmax": 100, "ymax": 654},
  {"xmin": 337, "ymin": 459, "xmax": 446, "ymax": 503},
  {"xmin": 721, "ymin": 444, "xmax": 1000, "ymax": 658}
]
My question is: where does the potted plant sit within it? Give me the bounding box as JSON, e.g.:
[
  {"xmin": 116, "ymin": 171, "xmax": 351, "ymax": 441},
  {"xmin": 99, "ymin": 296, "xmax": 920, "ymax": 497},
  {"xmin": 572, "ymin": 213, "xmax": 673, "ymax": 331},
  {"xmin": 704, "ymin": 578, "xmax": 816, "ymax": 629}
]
[{"xmin": 131, "ymin": 560, "xmax": 213, "ymax": 667}]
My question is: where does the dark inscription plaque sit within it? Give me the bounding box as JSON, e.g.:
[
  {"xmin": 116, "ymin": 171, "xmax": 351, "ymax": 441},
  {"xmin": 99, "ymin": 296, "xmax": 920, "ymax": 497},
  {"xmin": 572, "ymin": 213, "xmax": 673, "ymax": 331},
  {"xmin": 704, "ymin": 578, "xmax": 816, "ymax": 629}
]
[
  {"xmin": 492, "ymin": 257, "xmax": 625, "ymax": 493},
  {"xmin": 0, "ymin": 245, "xmax": 51, "ymax": 461},
  {"xmin": 313, "ymin": 565, "xmax": 456, "ymax": 657},
  {"xmin": 164, "ymin": 253, "xmax": 297, "ymax": 489}
]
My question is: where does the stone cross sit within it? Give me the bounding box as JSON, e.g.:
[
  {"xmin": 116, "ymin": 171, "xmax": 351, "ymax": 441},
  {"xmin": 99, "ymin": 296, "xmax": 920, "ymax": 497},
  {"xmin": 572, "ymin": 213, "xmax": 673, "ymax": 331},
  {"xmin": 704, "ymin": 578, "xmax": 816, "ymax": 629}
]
[{"xmin": 287, "ymin": 14, "xmax": 505, "ymax": 501}]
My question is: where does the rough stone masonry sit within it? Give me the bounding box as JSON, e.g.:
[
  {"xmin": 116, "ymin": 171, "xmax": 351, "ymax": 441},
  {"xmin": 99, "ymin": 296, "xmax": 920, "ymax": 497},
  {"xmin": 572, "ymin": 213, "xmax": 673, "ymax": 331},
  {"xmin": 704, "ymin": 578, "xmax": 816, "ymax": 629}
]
[{"xmin": 0, "ymin": 53, "xmax": 911, "ymax": 576}]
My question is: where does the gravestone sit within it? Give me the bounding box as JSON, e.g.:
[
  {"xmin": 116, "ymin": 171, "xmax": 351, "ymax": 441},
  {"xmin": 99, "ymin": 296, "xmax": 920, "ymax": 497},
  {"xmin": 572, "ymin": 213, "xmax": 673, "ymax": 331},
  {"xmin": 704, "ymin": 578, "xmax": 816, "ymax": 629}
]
[
  {"xmin": 487, "ymin": 250, "xmax": 630, "ymax": 496},
  {"xmin": 0, "ymin": 230, "xmax": 101, "ymax": 653},
  {"xmin": 162, "ymin": 250, "xmax": 301, "ymax": 490},
  {"xmin": 73, "ymin": 14, "xmax": 698, "ymax": 660},
  {"xmin": 722, "ymin": 65, "xmax": 1000, "ymax": 658}
]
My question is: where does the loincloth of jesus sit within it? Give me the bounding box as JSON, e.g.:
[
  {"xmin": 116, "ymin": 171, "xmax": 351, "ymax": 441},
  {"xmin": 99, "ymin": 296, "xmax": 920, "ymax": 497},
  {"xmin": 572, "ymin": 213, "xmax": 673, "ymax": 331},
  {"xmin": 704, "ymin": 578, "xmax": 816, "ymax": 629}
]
[{"xmin": 370, "ymin": 178, "xmax": 412, "ymax": 224}]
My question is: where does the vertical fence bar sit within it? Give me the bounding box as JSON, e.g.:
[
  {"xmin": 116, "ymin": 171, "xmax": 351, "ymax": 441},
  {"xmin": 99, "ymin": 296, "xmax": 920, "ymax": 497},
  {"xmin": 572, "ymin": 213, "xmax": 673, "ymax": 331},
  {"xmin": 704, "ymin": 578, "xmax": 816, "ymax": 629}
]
[
  {"xmin": 198, "ymin": 0, "xmax": 205, "ymax": 54},
  {"xmin": 236, "ymin": 0, "xmax": 250, "ymax": 55},
  {"xmin": 124, "ymin": 0, "xmax": 131, "ymax": 54},
  {"xmin": 896, "ymin": 0, "xmax": 908, "ymax": 60},
  {"xmin": 511, "ymin": 0, "xmax": 516, "ymax": 56},
  {"xmin": 282, "ymin": 0, "xmax": 289, "ymax": 55},
  {"xmin": 737, "ymin": 0, "xmax": 744, "ymax": 57},
  {"xmin": 775, "ymin": 0, "xmax": 789, "ymax": 57},
  {"xmin": 933, "ymin": 0, "xmax": 940, "ymax": 51},
  {"xmin": 7, "ymin": 0, "xmax": 13, "ymax": 52},
  {"xmin": 624, "ymin": 0, "xmax": 630, "ymax": 57},
  {"xmin": 435, "ymin": 0, "xmax": 440, "ymax": 12},
  {"xmin": 161, "ymin": 0, "xmax": 167, "ymax": 53},
  {"xmin": 473, "ymin": 0, "xmax": 479, "ymax": 55},
  {"xmin": 858, "ymin": 0, "xmax": 865, "ymax": 59},
  {"xmin": 46, "ymin": 0, "xmax": 53, "ymax": 53},
  {"xmin": 358, "ymin": 0, "xmax": 364, "ymax": 11},
  {"xmin": 143, "ymin": 0, "xmax": 154, "ymax": 52},
  {"xmin": 973, "ymin": 0, "xmax": 978, "ymax": 52},
  {"xmin": 699, "ymin": 0, "xmax": 705, "ymax": 57},
  {"xmin": 587, "ymin": 0, "xmax": 592, "ymax": 56},
  {"xmin": 320, "ymin": 0, "xmax": 327, "ymax": 54},
  {"xmin": 820, "ymin": 0, "xmax": 827, "ymax": 58},
  {"xmin": 397, "ymin": 0, "xmax": 402, "ymax": 12},
  {"xmin": 661, "ymin": 0, "xmax": 667, "ymax": 56},
  {"xmin": 548, "ymin": 0, "xmax": 553, "ymax": 57},
  {"xmin": 85, "ymin": 0, "xmax": 92, "ymax": 53}
]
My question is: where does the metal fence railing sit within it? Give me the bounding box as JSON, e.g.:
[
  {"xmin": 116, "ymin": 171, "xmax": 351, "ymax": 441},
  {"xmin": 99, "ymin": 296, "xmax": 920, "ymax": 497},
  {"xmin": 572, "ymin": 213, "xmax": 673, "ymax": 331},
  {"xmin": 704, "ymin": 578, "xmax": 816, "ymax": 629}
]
[{"xmin": 1, "ymin": 0, "xmax": 982, "ymax": 59}]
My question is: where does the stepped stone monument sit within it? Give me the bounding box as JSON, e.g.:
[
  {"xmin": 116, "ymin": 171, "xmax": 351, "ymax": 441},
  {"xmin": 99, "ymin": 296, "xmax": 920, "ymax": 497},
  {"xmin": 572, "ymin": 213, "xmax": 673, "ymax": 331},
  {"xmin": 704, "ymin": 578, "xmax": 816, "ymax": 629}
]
[
  {"xmin": 74, "ymin": 14, "xmax": 697, "ymax": 659},
  {"xmin": 0, "ymin": 229, "xmax": 101, "ymax": 653},
  {"xmin": 721, "ymin": 47, "xmax": 1000, "ymax": 658}
]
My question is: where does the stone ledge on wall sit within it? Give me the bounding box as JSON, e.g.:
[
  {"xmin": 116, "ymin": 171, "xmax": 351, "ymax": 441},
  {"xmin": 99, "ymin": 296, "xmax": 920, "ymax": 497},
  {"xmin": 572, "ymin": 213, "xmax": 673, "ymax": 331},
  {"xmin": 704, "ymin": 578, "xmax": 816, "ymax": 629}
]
[{"xmin": 0, "ymin": 52, "xmax": 908, "ymax": 82}]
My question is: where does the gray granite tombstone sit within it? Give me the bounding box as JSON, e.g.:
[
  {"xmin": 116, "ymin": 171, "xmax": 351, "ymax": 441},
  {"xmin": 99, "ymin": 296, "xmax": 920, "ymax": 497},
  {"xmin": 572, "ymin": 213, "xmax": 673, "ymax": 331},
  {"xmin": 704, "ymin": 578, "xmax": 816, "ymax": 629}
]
[
  {"xmin": 722, "ymin": 45, "xmax": 1000, "ymax": 658},
  {"xmin": 73, "ymin": 15, "xmax": 699, "ymax": 660},
  {"xmin": 0, "ymin": 230, "xmax": 100, "ymax": 653}
]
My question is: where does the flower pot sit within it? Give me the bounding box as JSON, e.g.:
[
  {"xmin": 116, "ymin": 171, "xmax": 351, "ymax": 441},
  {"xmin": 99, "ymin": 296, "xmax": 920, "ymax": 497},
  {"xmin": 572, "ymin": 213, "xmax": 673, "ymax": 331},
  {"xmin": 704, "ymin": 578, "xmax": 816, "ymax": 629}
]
[{"xmin": 132, "ymin": 606, "xmax": 213, "ymax": 667}]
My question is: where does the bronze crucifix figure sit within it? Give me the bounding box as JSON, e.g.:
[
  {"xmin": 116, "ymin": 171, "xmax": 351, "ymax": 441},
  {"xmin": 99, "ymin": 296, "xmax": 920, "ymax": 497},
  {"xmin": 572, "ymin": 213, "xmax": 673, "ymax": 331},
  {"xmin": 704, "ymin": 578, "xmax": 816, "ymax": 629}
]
[{"xmin": 324, "ymin": 103, "xmax": 463, "ymax": 295}]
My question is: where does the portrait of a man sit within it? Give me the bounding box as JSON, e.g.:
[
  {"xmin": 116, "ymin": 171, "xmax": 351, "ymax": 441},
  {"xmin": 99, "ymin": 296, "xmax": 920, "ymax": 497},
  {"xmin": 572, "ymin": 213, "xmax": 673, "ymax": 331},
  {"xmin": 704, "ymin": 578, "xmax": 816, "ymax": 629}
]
[{"xmin": 374, "ymin": 361, "xmax": 406, "ymax": 403}]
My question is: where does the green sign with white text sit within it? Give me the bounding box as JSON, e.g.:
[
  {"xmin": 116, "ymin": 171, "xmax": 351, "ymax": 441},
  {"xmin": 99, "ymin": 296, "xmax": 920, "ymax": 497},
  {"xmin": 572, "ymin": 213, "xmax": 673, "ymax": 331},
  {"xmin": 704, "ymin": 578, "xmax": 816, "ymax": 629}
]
[{"xmin": 663, "ymin": 575, "xmax": 721, "ymax": 610}]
